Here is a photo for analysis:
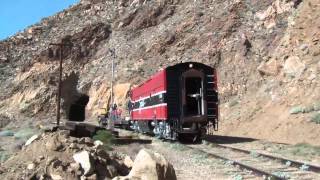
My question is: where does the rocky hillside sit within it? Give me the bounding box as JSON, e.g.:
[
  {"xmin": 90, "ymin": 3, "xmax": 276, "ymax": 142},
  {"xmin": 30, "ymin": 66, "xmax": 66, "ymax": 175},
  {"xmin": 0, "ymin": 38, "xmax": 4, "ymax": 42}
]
[{"xmin": 0, "ymin": 0, "xmax": 319, "ymax": 145}]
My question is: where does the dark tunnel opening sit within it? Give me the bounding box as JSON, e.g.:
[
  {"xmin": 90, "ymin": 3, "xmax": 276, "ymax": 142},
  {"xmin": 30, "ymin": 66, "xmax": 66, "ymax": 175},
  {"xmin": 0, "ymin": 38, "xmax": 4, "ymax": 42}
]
[{"xmin": 68, "ymin": 94, "xmax": 89, "ymax": 122}]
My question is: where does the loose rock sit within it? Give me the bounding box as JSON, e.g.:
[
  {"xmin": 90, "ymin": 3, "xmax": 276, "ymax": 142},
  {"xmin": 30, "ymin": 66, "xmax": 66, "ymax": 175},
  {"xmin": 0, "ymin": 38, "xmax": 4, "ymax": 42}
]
[
  {"xmin": 114, "ymin": 149, "xmax": 177, "ymax": 180},
  {"xmin": 25, "ymin": 134, "xmax": 39, "ymax": 146},
  {"xmin": 73, "ymin": 150, "xmax": 94, "ymax": 176},
  {"xmin": 283, "ymin": 56, "xmax": 306, "ymax": 78}
]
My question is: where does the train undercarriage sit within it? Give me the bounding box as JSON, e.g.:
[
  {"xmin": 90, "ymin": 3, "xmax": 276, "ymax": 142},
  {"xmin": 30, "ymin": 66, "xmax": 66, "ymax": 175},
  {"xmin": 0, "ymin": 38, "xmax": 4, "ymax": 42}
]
[{"xmin": 130, "ymin": 120, "xmax": 208, "ymax": 142}]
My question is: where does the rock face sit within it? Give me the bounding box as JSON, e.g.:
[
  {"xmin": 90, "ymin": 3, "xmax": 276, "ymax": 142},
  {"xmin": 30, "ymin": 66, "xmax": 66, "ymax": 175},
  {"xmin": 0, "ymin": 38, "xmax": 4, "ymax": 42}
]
[{"xmin": 114, "ymin": 149, "xmax": 177, "ymax": 180}]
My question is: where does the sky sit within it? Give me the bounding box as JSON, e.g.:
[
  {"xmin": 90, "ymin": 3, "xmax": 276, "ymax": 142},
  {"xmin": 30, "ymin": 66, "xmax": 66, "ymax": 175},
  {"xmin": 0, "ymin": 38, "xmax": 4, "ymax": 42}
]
[{"xmin": 0, "ymin": 0, "xmax": 79, "ymax": 40}]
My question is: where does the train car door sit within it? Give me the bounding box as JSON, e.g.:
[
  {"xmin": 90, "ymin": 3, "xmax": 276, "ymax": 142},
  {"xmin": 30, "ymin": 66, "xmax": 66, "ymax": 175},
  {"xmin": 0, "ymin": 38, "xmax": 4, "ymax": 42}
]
[{"xmin": 181, "ymin": 69, "xmax": 206, "ymax": 118}]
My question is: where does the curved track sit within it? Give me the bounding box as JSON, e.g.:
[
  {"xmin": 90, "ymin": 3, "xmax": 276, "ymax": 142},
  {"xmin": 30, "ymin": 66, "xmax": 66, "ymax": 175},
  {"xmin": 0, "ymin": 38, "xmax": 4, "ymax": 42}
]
[
  {"xmin": 186, "ymin": 142, "xmax": 320, "ymax": 180},
  {"xmin": 214, "ymin": 144, "xmax": 320, "ymax": 174},
  {"xmin": 185, "ymin": 145, "xmax": 286, "ymax": 179},
  {"xmin": 115, "ymin": 128, "xmax": 320, "ymax": 179}
]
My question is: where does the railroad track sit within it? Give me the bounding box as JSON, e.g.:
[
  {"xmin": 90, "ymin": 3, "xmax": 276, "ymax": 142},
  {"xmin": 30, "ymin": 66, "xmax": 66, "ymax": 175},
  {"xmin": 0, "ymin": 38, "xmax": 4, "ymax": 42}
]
[
  {"xmin": 187, "ymin": 143, "xmax": 320, "ymax": 180},
  {"xmin": 213, "ymin": 143, "xmax": 320, "ymax": 174},
  {"xmin": 115, "ymin": 128, "xmax": 320, "ymax": 179}
]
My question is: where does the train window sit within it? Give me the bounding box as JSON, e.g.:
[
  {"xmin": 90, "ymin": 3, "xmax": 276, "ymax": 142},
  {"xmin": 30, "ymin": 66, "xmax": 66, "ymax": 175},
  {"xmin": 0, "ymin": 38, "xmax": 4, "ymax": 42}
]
[
  {"xmin": 134, "ymin": 101, "xmax": 140, "ymax": 109},
  {"xmin": 139, "ymin": 100, "xmax": 146, "ymax": 108},
  {"xmin": 158, "ymin": 94, "xmax": 164, "ymax": 103},
  {"xmin": 145, "ymin": 98, "xmax": 151, "ymax": 107}
]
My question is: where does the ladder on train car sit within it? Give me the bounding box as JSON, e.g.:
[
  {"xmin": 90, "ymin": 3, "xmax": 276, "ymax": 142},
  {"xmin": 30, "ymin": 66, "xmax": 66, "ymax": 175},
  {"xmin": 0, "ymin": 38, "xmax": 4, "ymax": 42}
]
[{"xmin": 206, "ymin": 73, "xmax": 218, "ymax": 134}]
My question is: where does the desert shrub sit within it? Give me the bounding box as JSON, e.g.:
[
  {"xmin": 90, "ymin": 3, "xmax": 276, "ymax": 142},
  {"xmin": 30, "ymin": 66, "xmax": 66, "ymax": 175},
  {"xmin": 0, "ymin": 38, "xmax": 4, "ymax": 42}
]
[
  {"xmin": 303, "ymin": 105, "xmax": 314, "ymax": 113},
  {"xmin": 0, "ymin": 152, "xmax": 10, "ymax": 163},
  {"xmin": 290, "ymin": 143, "xmax": 320, "ymax": 156},
  {"xmin": 0, "ymin": 130, "xmax": 14, "ymax": 137},
  {"xmin": 0, "ymin": 114, "xmax": 11, "ymax": 128},
  {"xmin": 14, "ymin": 128, "xmax": 36, "ymax": 140},
  {"xmin": 228, "ymin": 99, "xmax": 238, "ymax": 107},
  {"xmin": 289, "ymin": 106, "xmax": 304, "ymax": 114},
  {"xmin": 93, "ymin": 130, "xmax": 114, "ymax": 150},
  {"xmin": 313, "ymin": 102, "xmax": 320, "ymax": 111},
  {"xmin": 232, "ymin": 174, "xmax": 243, "ymax": 180},
  {"xmin": 311, "ymin": 113, "xmax": 320, "ymax": 124},
  {"xmin": 289, "ymin": 103, "xmax": 320, "ymax": 114}
]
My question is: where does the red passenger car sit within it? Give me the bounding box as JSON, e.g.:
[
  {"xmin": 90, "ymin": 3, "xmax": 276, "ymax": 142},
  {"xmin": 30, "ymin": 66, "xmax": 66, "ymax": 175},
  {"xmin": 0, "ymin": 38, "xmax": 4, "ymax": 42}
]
[{"xmin": 129, "ymin": 62, "xmax": 218, "ymax": 140}]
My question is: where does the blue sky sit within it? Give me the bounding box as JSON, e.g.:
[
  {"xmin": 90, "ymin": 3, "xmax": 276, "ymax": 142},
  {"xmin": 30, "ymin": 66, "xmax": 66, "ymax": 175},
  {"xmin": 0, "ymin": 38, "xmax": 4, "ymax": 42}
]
[{"xmin": 0, "ymin": 0, "xmax": 79, "ymax": 40}]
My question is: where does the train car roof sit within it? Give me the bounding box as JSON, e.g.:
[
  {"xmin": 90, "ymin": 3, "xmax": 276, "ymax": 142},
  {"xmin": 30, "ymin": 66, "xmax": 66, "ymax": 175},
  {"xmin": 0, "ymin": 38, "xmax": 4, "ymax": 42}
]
[
  {"xmin": 134, "ymin": 69, "xmax": 165, "ymax": 89},
  {"xmin": 133, "ymin": 62, "xmax": 214, "ymax": 89},
  {"xmin": 166, "ymin": 61, "xmax": 214, "ymax": 70}
]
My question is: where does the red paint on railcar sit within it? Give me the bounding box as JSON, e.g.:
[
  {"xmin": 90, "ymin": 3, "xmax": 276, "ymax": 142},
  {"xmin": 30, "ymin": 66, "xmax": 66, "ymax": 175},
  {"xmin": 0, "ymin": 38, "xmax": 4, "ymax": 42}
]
[
  {"xmin": 131, "ymin": 70, "xmax": 166, "ymax": 101},
  {"xmin": 130, "ymin": 70, "xmax": 167, "ymax": 121},
  {"xmin": 131, "ymin": 104, "xmax": 167, "ymax": 120}
]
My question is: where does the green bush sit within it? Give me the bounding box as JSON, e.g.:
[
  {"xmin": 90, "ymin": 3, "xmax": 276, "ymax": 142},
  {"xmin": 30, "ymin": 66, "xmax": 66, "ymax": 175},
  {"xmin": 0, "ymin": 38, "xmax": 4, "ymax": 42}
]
[
  {"xmin": 289, "ymin": 103, "xmax": 320, "ymax": 114},
  {"xmin": 313, "ymin": 102, "xmax": 320, "ymax": 111},
  {"xmin": 289, "ymin": 106, "xmax": 304, "ymax": 114},
  {"xmin": 290, "ymin": 143, "xmax": 320, "ymax": 156},
  {"xmin": 228, "ymin": 100, "xmax": 239, "ymax": 107},
  {"xmin": 93, "ymin": 130, "xmax": 114, "ymax": 150},
  {"xmin": 303, "ymin": 105, "xmax": 314, "ymax": 113},
  {"xmin": 14, "ymin": 128, "xmax": 36, "ymax": 139},
  {"xmin": 0, "ymin": 130, "xmax": 14, "ymax": 137},
  {"xmin": 311, "ymin": 113, "xmax": 320, "ymax": 124},
  {"xmin": 0, "ymin": 152, "xmax": 10, "ymax": 163}
]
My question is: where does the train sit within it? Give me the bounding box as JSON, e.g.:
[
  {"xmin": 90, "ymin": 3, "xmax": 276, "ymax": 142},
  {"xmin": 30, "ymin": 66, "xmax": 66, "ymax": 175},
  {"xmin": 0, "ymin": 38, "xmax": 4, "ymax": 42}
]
[{"xmin": 127, "ymin": 62, "xmax": 219, "ymax": 141}]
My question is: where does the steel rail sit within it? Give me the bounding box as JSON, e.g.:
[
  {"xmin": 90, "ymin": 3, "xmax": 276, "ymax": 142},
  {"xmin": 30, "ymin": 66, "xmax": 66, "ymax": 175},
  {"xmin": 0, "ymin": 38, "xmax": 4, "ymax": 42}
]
[
  {"xmin": 215, "ymin": 144, "xmax": 320, "ymax": 173},
  {"xmin": 186, "ymin": 145, "xmax": 286, "ymax": 180}
]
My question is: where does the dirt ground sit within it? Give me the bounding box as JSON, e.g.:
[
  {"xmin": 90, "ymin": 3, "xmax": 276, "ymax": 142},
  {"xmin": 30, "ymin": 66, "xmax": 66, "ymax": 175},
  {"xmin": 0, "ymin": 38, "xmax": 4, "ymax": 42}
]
[{"xmin": 217, "ymin": 98, "xmax": 320, "ymax": 146}]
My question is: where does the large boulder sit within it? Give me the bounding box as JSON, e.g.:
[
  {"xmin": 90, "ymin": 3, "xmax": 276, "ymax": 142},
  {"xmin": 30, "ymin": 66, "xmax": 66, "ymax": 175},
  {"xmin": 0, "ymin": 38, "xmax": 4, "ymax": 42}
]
[{"xmin": 113, "ymin": 149, "xmax": 176, "ymax": 180}]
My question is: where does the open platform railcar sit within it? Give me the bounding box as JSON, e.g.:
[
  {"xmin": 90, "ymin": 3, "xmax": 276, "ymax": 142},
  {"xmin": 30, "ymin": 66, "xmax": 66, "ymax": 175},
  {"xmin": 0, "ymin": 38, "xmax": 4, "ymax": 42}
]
[{"xmin": 129, "ymin": 62, "xmax": 218, "ymax": 140}]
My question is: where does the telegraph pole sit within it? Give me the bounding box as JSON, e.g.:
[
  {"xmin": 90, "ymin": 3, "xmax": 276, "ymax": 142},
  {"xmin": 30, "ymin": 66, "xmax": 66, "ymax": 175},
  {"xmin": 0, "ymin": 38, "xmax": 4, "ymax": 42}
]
[
  {"xmin": 109, "ymin": 48, "xmax": 116, "ymax": 106},
  {"xmin": 108, "ymin": 48, "xmax": 116, "ymax": 131},
  {"xmin": 49, "ymin": 43, "xmax": 72, "ymax": 127}
]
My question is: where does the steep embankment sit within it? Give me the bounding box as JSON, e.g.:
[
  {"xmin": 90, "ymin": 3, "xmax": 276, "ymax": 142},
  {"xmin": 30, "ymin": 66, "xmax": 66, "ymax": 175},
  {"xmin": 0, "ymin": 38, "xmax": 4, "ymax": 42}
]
[{"xmin": 0, "ymin": 0, "xmax": 319, "ymax": 145}]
